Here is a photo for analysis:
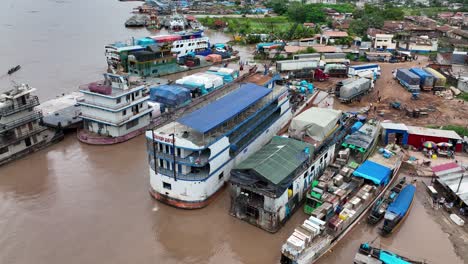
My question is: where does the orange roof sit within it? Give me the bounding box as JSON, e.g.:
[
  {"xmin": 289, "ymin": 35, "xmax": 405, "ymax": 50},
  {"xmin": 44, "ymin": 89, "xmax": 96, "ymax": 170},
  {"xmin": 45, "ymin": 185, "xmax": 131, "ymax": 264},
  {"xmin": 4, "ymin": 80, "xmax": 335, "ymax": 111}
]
[{"xmin": 323, "ymin": 31, "xmax": 348, "ymax": 37}]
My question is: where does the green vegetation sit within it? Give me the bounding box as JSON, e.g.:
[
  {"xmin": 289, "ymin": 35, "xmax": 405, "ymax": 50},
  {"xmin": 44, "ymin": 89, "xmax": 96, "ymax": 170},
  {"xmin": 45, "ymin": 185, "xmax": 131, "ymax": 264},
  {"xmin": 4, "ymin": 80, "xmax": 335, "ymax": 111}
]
[
  {"xmin": 349, "ymin": 4, "xmax": 405, "ymax": 36},
  {"xmin": 265, "ymin": 1, "xmax": 354, "ymax": 16},
  {"xmin": 199, "ymin": 16, "xmax": 317, "ymax": 43},
  {"xmin": 457, "ymin": 92, "xmax": 468, "ymax": 102}
]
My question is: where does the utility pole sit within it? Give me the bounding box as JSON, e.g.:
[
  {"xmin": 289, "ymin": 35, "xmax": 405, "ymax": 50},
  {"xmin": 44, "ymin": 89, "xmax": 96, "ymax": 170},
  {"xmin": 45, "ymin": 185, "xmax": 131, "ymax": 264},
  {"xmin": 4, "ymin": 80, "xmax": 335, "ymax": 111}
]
[{"xmin": 169, "ymin": 133, "xmax": 177, "ymax": 181}]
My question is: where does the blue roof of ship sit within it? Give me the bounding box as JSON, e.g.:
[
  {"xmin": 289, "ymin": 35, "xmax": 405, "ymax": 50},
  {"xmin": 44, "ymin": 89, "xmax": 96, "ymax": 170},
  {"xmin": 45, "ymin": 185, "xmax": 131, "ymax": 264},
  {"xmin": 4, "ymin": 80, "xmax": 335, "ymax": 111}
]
[
  {"xmin": 353, "ymin": 160, "xmax": 392, "ymax": 185},
  {"xmin": 410, "ymin": 67, "xmax": 431, "ymax": 78},
  {"xmin": 178, "ymin": 83, "xmax": 271, "ymax": 133},
  {"xmin": 387, "ymin": 184, "xmax": 416, "ymax": 217}
]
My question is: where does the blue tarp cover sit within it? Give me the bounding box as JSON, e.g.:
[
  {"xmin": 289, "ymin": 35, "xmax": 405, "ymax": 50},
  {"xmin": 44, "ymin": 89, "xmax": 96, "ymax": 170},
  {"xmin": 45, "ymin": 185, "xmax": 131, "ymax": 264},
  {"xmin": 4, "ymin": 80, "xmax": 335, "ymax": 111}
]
[
  {"xmin": 149, "ymin": 85, "xmax": 191, "ymax": 107},
  {"xmin": 178, "ymin": 83, "xmax": 271, "ymax": 133},
  {"xmin": 380, "ymin": 251, "xmax": 410, "ymax": 264},
  {"xmin": 353, "ymin": 160, "xmax": 391, "ymax": 185},
  {"xmin": 386, "ymin": 185, "xmax": 416, "ymax": 217}
]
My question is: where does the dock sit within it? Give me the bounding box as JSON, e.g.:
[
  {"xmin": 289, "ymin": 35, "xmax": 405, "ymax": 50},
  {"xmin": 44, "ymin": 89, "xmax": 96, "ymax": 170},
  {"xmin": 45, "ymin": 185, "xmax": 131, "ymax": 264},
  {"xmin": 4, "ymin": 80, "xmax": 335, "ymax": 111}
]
[{"xmin": 38, "ymin": 92, "xmax": 84, "ymax": 131}]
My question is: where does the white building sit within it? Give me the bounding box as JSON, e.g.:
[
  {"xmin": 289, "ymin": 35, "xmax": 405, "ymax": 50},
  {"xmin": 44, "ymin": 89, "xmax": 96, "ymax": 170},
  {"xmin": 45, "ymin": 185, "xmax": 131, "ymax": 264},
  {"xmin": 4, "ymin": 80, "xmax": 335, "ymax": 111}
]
[
  {"xmin": 0, "ymin": 84, "xmax": 58, "ymax": 165},
  {"xmin": 79, "ymin": 73, "xmax": 151, "ymax": 140},
  {"xmin": 373, "ymin": 34, "xmax": 396, "ymax": 50}
]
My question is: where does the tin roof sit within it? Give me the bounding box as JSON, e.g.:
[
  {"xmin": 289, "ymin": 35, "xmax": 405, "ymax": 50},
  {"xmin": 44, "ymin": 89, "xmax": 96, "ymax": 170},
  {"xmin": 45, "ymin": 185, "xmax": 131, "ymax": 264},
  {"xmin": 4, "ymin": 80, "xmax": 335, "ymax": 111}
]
[
  {"xmin": 432, "ymin": 162, "xmax": 463, "ymax": 176},
  {"xmin": 438, "ymin": 169, "xmax": 468, "ymax": 205},
  {"xmin": 233, "ymin": 136, "xmax": 312, "ymax": 185},
  {"xmin": 407, "ymin": 126, "xmax": 462, "ymax": 140},
  {"xmin": 381, "ymin": 122, "xmax": 409, "ymax": 131},
  {"xmin": 323, "ymin": 31, "xmax": 348, "ymax": 37}
]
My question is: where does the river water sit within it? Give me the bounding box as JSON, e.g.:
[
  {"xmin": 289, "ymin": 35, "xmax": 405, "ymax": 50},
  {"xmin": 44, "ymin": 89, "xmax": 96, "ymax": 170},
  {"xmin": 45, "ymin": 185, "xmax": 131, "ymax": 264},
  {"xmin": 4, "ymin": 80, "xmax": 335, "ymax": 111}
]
[{"xmin": 0, "ymin": 0, "xmax": 463, "ymax": 263}]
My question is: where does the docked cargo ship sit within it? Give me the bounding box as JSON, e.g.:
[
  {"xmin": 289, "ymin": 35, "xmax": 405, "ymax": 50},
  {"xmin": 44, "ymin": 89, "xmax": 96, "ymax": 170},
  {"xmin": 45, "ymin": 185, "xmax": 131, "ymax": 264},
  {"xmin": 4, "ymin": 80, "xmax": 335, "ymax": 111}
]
[
  {"xmin": 368, "ymin": 177, "xmax": 407, "ymax": 225},
  {"xmin": 354, "ymin": 243, "xmax": 427, "ymax": 264},
  {"xmin": 381, "ymin": 184, "xmax": 416, "ymax": 235},
  {"xmin": 146, "ymin": 79, "xmax": 292, "ymax": 209},
  {"xmin": 280, "ymin": 123, "xmax": 403, "ymax": 264},
  {"xmin": 77, "ymin": 73, "xmax": 152, "ymax": 145},
  {"xmin": 0, "ymin": 84, "xmax": 63, "ymax": 166},
  {"xmin": 228, "ymin": 108, "xmax": 357, "ymax": 233}
]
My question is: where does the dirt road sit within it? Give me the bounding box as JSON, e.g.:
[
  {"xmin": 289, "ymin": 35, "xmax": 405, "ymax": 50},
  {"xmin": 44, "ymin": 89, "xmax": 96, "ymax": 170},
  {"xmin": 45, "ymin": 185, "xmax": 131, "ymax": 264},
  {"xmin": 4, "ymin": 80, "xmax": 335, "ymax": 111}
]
[{"xmin": 316, "ymin": 57, "xmax": 468, "ymax": 128}]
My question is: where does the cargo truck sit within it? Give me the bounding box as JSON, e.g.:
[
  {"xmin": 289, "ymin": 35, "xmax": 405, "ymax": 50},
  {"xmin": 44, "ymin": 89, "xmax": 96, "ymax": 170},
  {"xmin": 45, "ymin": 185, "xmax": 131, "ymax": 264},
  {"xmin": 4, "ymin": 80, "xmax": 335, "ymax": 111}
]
[
  {"xmin": 395, "ymin": 69, "xmax": 420, "ymax": 92},
  {"xmin": 335, "ymin": 78, "xmax": 373, "ymax": 103},
  {"xmin": 410, "ymin": 67, "xmax": 434, "ymax": 91},
  {"xmin": 348, "ymin": 64, "xmax": 381, "ymax": 78},
  {"xmin": 276, "ymin": 59, "xmax": 324, "ymax": 72},
  {"xmin": 324, "ymin": 64, "xmax": 348, "ymax": 78},
  {"xmin": 293, "ymin": 53, "xmax": 321, "ymax": 61},
  {"xmin": 423, "ymin": 67, "xmax": 447, "ymax": 90},
  {"xmin": 289, "ymin": 68, "xmax": 330, "ymax": 82}
]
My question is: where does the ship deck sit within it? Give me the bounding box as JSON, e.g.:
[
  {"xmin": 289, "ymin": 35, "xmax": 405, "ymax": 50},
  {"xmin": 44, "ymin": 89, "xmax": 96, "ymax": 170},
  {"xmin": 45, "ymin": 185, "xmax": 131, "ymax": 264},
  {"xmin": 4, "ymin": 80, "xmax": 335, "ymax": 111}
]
[
  {"xmin": 156, "ymin": 84, "xmax": 287, "ymax": 147},
  {"xmin": 38, "ymin": 92, "xmax": 84, "ymax": 129},
  {"xmin": 368, "ymin": 144, "xmax": 402, "ymax": 171}
]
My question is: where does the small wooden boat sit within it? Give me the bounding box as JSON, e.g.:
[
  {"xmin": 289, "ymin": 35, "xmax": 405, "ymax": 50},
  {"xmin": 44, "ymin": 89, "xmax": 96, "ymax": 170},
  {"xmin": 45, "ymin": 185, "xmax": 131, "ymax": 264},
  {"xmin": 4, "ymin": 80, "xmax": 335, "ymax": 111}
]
[
  {"xmin": 354, "ymin": 243, "xmax": 428, "ymax": 264},
  {"xmin": 368, "ymin": 177, "xmax": 406, "ymax": 225},
  {"xmin": 7, "ymin": 65, "xmax": 21, "ymax": 75},
  {"xmin": 381, "ymin": 184, "xmax": 416, "ymax": 235}
]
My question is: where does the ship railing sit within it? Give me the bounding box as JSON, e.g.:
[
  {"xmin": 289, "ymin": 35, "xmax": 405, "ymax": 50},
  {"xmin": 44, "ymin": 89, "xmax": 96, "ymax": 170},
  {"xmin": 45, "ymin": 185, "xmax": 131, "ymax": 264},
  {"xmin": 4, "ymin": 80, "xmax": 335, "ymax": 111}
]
[
  {"xmin": 79, "ymin": 96, "xmax": 148, "ymax": 111},
  {"xmin": 149, "ymin": 160, "xmax": 209, "ymax": 181},
  {"xmin": 148, "ymin": 149, "xmax": 209, "ymax": 167},
  {"xmin": 80, "ymin": 107, "xmax": 152, "ymax": 126},
  {"xmin": 0, "ymin": 126, "xmax": 48, "ymax": 148},
  {"xmin": 0, "ymin": 96, "xmax": 40, "ymax": 116},
  {"xmin": 0, "ymin": 110, "xmax": 43, "ymax": 133}
]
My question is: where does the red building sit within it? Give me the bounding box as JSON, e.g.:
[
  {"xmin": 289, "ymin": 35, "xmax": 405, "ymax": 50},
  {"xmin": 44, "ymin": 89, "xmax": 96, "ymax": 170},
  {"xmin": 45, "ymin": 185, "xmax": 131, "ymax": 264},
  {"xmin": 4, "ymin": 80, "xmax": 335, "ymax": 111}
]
[{"xmin": 407, "ymin": 126, "xmax": 463, "ymax": 152}]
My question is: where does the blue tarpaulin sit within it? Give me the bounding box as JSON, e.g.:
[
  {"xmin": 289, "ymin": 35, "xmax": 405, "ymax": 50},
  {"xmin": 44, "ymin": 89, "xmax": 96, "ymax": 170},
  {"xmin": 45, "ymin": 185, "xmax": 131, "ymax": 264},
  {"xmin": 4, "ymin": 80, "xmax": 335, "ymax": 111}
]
[
  {"xmin": 353, "ymin": 160, "xmax": 391, "ymax": 185},
  {"xmin": 380, "ymin": 251, "xmax": 410, "ymax": 264},
  {"xmin": 178, "ymin": 83, "xmax": 271, "ymax": 133},
  {"xmin": 149, "ymin": 85, "xmax": 191, "ymax": 107},
  {"xmin": 386, "ymin": 185, "xmax": 416, "ymax": 217}
]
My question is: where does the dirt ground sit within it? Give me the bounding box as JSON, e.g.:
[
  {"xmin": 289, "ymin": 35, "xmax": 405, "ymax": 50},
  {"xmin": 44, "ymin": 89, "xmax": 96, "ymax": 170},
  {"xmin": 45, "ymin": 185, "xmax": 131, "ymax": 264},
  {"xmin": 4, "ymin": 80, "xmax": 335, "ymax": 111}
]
[{"xmin": 314, "ymin": 57, "xmax": 468, "ymax": 127}]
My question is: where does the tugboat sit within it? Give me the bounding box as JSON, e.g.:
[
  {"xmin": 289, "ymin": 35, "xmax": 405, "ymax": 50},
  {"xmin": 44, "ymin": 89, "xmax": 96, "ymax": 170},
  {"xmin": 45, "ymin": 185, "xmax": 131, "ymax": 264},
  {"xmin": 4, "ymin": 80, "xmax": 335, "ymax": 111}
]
[
  {"xmin": 354, "ymin": 243, "xmax": 428, "ymax": 264},
  {"xmin": 381, "ymin": 183, "xmax": 416, "ymax": 235},
  {"xmin": 368, "ymin": 177, "xmax": 407, "ymax": 225}
]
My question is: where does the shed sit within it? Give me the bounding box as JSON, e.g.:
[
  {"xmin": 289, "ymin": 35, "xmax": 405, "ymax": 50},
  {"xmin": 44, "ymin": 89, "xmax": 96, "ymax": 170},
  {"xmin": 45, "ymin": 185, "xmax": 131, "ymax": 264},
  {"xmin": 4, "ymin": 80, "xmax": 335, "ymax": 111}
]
[
  {"xmin": 380, "ymin": 122, "xmax": 409, "ymax": 146},
  {"xmin": 407, "ymin": 126, "xmax": 463, "ymax": 152},
  {"xmin": 431, "ymin": 162, "xmax": 463, "ymax": 177},
  {"xmin": 437, "ymin": 168, "xmax": 468, "ymax": 206}
]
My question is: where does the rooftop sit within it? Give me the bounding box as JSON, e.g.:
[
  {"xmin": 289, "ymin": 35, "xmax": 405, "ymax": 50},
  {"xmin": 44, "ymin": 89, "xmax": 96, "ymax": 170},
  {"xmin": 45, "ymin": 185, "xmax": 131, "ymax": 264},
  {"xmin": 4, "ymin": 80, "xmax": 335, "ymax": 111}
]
[
  {"xmin": 437, "ymin": 169, "xmax": 468, "ymax": 205},
  {"xmin": 407, "ymin": 125, "xmax": 462, "ymax": 140},
  {"xmin": 432, "ymin": 162, "xmax": 463, "ymax": 176},
  {"xmin": 323, "ymin": 31, "xmax": 348, "ymax": 38},
  {"xmin": 380, "ymin": 122, "xmax": 409, "ymax": 131},
  {"xmin": 178, "ymin": 83, "xmax": 271, "ymax": 134},
  {"xmin": 233, "ymin": 136, "xmax": 312, "ymax": 186}
]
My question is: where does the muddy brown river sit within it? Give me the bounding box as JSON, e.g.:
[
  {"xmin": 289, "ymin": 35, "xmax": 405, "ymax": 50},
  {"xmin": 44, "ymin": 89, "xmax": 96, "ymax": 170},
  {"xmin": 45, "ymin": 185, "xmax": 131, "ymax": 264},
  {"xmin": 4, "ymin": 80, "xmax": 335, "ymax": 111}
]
[{"xmin": 0, "ymin": 0, "xmax": 463, "ymax": 263}]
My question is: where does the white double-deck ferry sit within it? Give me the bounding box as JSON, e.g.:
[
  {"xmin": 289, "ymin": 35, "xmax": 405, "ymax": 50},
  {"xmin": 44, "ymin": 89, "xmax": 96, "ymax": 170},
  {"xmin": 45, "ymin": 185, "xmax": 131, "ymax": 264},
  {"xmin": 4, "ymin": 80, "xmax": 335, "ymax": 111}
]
[{"xmin": 146, "ymin": 81, "xmax": 292, "ymax": 208}]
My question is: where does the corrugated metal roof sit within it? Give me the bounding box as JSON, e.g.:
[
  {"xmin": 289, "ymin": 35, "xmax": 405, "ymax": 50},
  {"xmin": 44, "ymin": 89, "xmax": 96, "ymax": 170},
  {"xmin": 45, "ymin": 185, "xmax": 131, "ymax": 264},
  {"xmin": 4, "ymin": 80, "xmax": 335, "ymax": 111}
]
[
  {"xmin": 438, "ymin": 170, "xmax": 468, "ymax": 205},
  {"xmin": 233, "ymin": 137, "xmax": 312, "ymax": 185},
  {"xmin": 381, "ymin": 122, "xmax": 409, "ymax": 131},
  {"xmin": 432, "ymin": 162, "xmax": 463, "ymax": 176},
  {"xmin": 178, "ymin": 83, "xmax": 271, "ymax": 133},
  {"xmin": 407, "ymin": 126, "xmax": 462, "ymax": 140}
]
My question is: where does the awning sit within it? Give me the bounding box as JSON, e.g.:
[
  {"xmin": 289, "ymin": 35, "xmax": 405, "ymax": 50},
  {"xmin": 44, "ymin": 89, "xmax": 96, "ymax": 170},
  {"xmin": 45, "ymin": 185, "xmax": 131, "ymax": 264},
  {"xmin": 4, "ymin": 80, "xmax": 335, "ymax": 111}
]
[{"xmin": 353, "ymin": 160, "xmax": 391, "ymax": 185}]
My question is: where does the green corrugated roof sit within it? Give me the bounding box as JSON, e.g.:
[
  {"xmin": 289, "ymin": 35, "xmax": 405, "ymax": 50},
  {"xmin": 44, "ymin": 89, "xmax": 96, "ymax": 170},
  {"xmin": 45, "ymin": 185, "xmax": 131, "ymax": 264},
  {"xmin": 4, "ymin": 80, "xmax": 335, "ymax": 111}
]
[{"xmin": 234, "ymin": 136, "xmax": 313, "ymax": 185}]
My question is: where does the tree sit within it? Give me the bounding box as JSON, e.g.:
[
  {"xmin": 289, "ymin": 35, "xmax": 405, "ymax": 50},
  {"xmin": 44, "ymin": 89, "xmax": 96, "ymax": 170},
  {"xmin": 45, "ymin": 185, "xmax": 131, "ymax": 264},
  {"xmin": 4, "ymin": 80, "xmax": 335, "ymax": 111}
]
[{"xmin": 266, "ymin": 0, "xmax": 289, "ymax": 15}]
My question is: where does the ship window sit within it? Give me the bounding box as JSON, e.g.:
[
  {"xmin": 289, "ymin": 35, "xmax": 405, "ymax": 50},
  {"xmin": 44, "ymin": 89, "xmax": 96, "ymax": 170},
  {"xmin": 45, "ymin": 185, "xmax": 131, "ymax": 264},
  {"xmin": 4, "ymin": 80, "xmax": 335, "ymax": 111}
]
[
  {"xmin": 165, "ymin": 145, "xmax": 169, "ymax": 153},
  {"xmin": 0, "ymin": 146, "xmax": 8, "ymax": 155},
  {"xmin": 177, "ymin": 148, "xmax": 181, "ymax": 157},
  {"xmin": 163, "ymin": 182, "xmax": 172, "ymax": 190},
  {"xmin": 219, "ymin": 172, "xmax": 224, "ymax": 180},
  {"xmin": 122, "ymin": 109, "xmax": 127, "ymax": 116},
  {"xmin": 310, "ymin": 166, "xmax": 315, "ymax": 173},
  {"xmin": 325, "ymin": 153, "xmax": 328, "ymax": 160},
  {"xmin": 116, "ymin": 98, "xmax": 121, "ymax": 104},
  {"xmin": 320, "ymin": 157, "xmax": 323, "ymax": 164},
  {"xmin": 125, "ymin": 119, "xmax": 139, "ymax": 129},
  {"xmin": 159, "ymin": 159, "xmax": 163, "ymax": 167}
]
